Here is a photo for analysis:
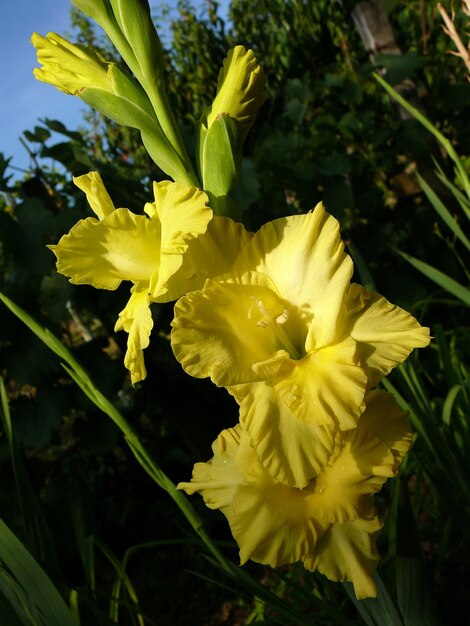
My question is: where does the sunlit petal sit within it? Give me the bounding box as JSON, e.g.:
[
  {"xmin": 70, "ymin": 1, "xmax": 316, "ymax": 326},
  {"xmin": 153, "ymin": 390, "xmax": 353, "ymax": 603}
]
[
  {"xmin": 344, "ymin": 284, "xmax": 430, "ymax": 386},
  {"xmin": 233, "ymin": 203, "xmax": 353, "ymax": 347},
  {"xmin": 114, "ymin": 284, "xmax": 153, "ymax": 384},
  {"xmin": 73, "ymin": 171, "xmax": 115, "ymax": 220},
  {"xmin": 49, "ymin": 209, "xmax": 161, "ymax": 290},
  {"xmin": 237, "ymin": 383, "xmax": 335, "ymax": 488}
]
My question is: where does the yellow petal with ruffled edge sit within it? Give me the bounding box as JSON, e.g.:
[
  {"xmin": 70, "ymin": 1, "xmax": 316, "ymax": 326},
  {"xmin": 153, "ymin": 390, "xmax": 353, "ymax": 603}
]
[
  {"xmin": 114, "ymin": 284, "xmax": 153, "ymax": 384},
  {"xmin": 204, "ymin": 46, "xmax": 267, "ymax": 138},
  {"xmin": 73, "ymin": 171, "xmax": 115, "ymax": 220},
  {"xmin": 236, "ymin": 383, "xmax": 335, "ymax": 488},
  {"xmin": 171, "ymin": 216, "xmax": 253, "ymax": 299},
  {"xmin": 303, "ymin": 516, "xmax": 382, "ymax": 599},
  {"xmin": 171, "ymin": 271, "xmax": 297, "ymax": 386},
  {"xmin": 231, "ymin": 429, "xmax": 318, "ymax": 567},
  {"xmin": 49, "ymin": 208, "xmax": 161, "ymax": 290},
  {"xmin": 271, "ymin": 337, "xmax": 367, "ymax": 429},
  {"xmin": 144, "ymin": 181, "xmax": 212, "ymax": 300},
  {"xmin": 358, "ymin": 390, "xmax": 412, "ymax": 470},
  {"xmin": 32, "ymin": 32, "xmax": 109, "ymax": 95},
  {"xmin": 306, "ymin": 427, "xmax": 395, "ymax": 524},
  {"xmin": 343, "ymin": 284, "xmax": 430, "ymax": 386},
  {"xmin": 177, "ymin": 427, "xmax": 243, "ymax": 516},
  {"xmin": 233, "ymin": 204, "xmax": 354, "ymax": 348}
]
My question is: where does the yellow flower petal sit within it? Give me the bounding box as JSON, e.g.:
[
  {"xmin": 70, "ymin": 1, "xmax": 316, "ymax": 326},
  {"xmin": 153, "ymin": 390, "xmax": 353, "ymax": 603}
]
[
  {"xmin": 272, "ymin": 337, "xmax": 367, "ymax": 429},
  {"xmin": 303, "ymin": 516, "xmax": 382, "ymax": 599},
  {"xmin": 233, "ymin": 204, "xmax": 353, "ymax": 348},
  {"xmin": 171, "ymin": 216, "xmax": 253, "ymax": 298},
  {"xmin": 171, "ymin": 271, "xmax": 295, "ymax": 385},
  {"xmin": 358, "ymin": 390, "xmax": 412, "ymax": 469},
  {"xmin": 306, "ymin": 428, "xmax": 395, "ymax": 524},
  {"xmin": 344, "ymin": 284, "xmax": 430, "ymax": 386},
  {"xmin": 204, "ymin": 46, "xmax": 267, "ymax": 138},
  {"xmin": 114, "ymin": 284, "xmax": 153, "ymax": 384},
  {"xmin": 237, "ymin": 383, "xmax": 335, "ymax": 488},
  {"xmin": 73, "ymin": 171, "xmax": 115, "ymax": 220},
  {"xmin": 32, "ymin": 31, "xmax": 109, "ymax": 94},
  {"xmin": 232, "ymin": 480, "xmax": 318, "ymax": 567},
  {"xmin": 49, "ymin": 208, "xmax": 161, "ymax": 290},
  {"xmin": 177, "ymin": 427, "xmax": 244, "ymax": 516},
  {"xmin": 144, "ymin": 180, "xmax": 212, "ymax": 300}
]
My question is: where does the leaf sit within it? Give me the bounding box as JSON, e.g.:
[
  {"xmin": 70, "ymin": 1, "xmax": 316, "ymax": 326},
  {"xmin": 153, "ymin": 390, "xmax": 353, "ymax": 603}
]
[
  {"xmin": 0, "ymin": 518, "xmax": 78, "ymax": 626},
  {"xmin": 343, "ymin": 573, "xmax": 404, "ymax": 626},
  {"xmin": 394, "ymin": 250, "xmax": 470, "ymax": 306},
  {"xmin": 0, "ymin": 379, "xmax": 58, "ymax": 565},
  {"xmin": 416, "ymin": 173, "xmax": 470, "ymax": 251},
  {"xmin": 393, "ymin": 477, "xmax": 437, "ymax": 626}
]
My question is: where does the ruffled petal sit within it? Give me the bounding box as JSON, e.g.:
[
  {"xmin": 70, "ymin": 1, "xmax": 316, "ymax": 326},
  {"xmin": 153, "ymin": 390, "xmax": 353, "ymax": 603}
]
[
  {"xmin": 358, "ymin": 390, "xmax": 412, "ymax": 469},
  {"xmin": 169, "ymin": 216, "xmax": 253, "ymax": 299},
  {"xmin": 73, "ymin": 171, "xmax": 115, "ymax": 220},
  {"xmin": 49, "ymin": 208, "xmax": 161, "ymax": 289},
  {"xmin": 303, "ymin": 516, "xmax": 382, "ymax": 599},
  {"xmin": 306, "ymin": 428, "xmax": 395, "ymax": 524},
  {"xmin": 233, "ymin": 204, "xmax": 353, "ymax": 348},
  {"xmin": 232, "ymin": 480, "xmax": 318, "ymax": 567},
  {"xmin": 273, "ymin": 337, "xmax": 367, "ymax": 429},
  {"xmin": 344, "ymin": 284, "xmax": 430, "ymax": 386},
  {"xmin": 171, "ymin": 271, "xmax": 295, "ymax": 386},
  {"xmin": 238, "ymin": 383, "xmax": 335, "ymax": 488},
  {"xmin": 144, "ymin": 181, "xmax": 212, "ymax": 300},
  {"xmin": 114, "ymin": 284, "xmax": 153, "ymax": 384},
  {"xmin": 177, "ymin": 427, "xmax": 244, "ymax": 516}
]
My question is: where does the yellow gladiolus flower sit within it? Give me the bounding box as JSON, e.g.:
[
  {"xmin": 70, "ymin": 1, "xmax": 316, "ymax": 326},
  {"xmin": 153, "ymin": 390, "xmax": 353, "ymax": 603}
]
[
  {"xmin": 32, "ymin": 32, "xmax": 111, "ymax": 95},
  {"xmin": 171, "ymin": 203, "xmax": 429, "ymax": 484},
  {"xmin": 178, "ymin": 390, "xmax": 410, "ymax": 599},
  {"xmin": 49, "ymin": 172, "xmax": 250, "ymax": 384},
  {"xmin": 203, "ymin": 46, "xmax": 267, "ymax": 138}
]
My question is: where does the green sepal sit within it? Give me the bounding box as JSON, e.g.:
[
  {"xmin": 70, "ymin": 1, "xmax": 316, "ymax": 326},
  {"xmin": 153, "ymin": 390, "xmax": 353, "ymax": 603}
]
[{"xmin": 200, "ymin": 114, "xmax": 242, "ymax": 214}]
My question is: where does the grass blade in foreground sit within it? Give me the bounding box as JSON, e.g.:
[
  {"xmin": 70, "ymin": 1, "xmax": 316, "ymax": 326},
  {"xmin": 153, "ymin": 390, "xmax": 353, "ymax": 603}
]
[
  {"xmin": 0, "ymin": 518, "xmax": 78, "ymax": 626},
  {"xmin": 394, "ymin": 251, "xmax": 470, "ymax": 306}
]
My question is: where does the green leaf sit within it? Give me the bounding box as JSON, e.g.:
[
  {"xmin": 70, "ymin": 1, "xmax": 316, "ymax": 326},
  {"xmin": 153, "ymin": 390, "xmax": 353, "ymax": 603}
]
[
  {"xmin": 393, "ymin": 477, "xmax": 437, "ymax": 626},
  {"xmin": 343, "ymin": 573, "xmax": 404, "ymax": 626},
  {"xmin": 0, "ymin": 379, "xmax": 58, "ymax": 566},
  {"xmin": 0, "ymin": 518, "xmax": 78, "ymax": 626},
  {"xmin": 394, "ymin": 250, "xmax": 470, "ymax": 306},
  {"xmin": 416, "ymin": 173, "xmax": 470, "ymax": 251},
  {"xmin": 374, "ymin": 74, "xmax": 470, "ymax": 200}
]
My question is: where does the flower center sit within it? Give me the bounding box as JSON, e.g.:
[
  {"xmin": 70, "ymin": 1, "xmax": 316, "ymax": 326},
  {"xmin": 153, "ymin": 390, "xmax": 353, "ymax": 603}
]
[{"xmin": 248, "ymin": 297, "xmax": 302, "ymax": 359}]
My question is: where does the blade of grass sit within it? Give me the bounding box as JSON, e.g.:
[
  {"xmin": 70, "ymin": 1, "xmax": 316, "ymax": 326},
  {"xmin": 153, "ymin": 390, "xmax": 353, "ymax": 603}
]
[
  {"xmin": 374, "ymin": 74, "xmax": 470, "ymax": 202},
  {"xmin": 346, "ymin": 239, "xmax": 376, "ymax": 291},
  {"xmin": 394, "ymin": 250, "xmax": 470, "ymax": 306},
  {"xmin": 94, "ymin": 539, "xmax": 144, "ymax": 626},
  {"xmin": 0, "ymin": 379, "xmax": 58, "ymax": 567},
  {"xmin": 393, "ymin": 477, "xmax": 437, "ymax": 626},
  {"xmin": 0, "ymin": 518, "xmax": 78, "ymax": 626},
  {"xmin": 416, "ymin": 173, "xmax": 470, "ymax": 251},
  {"xmin": 343, "ymin": 573, "xmax": 404, "ymax": 626}
]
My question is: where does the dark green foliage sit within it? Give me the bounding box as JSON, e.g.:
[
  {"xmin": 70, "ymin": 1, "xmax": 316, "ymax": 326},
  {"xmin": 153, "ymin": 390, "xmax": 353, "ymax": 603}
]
[{"xmin": 0, "ymin": 0, "xmax": 469, "ymax": 623}]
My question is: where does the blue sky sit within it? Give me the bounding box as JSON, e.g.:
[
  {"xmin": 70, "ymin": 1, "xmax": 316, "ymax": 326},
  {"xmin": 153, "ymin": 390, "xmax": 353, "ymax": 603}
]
[
  {"xmin": 0, "ymin": 0, "xmax": 85, "ymax": 176},
  {"xmin": 0, "ymin": 0, "xmax": 230, "ymax": 179}
]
